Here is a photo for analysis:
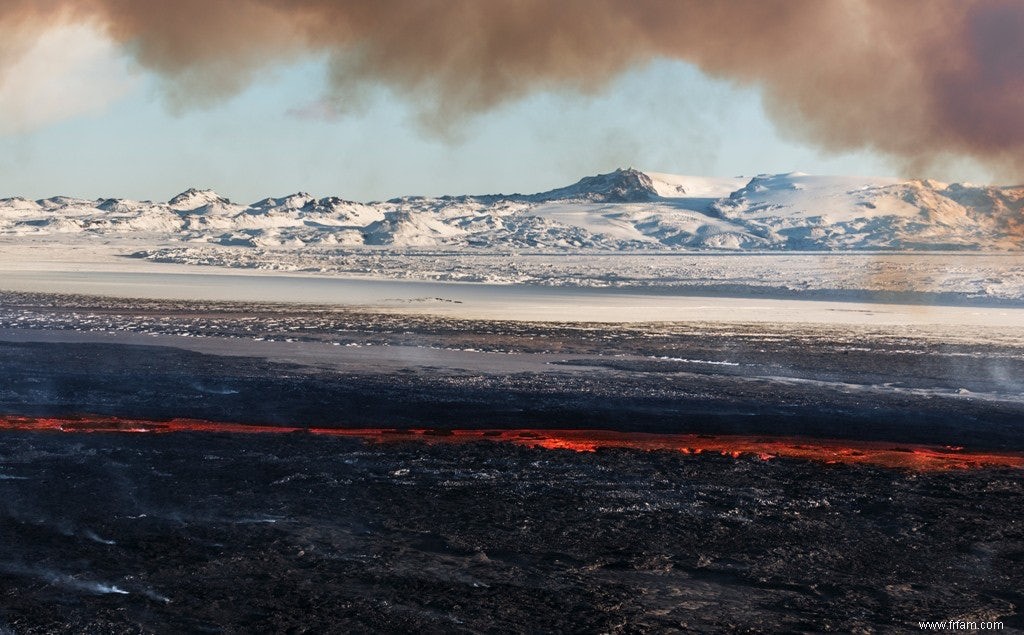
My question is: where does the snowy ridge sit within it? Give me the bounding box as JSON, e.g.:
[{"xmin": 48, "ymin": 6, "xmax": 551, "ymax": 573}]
[{"xmin": 1, "ymin": 168, "xmax": 1022, "ymax": 251}]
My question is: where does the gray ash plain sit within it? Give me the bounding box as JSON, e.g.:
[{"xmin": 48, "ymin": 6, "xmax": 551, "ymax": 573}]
[{"xmin": 0, "ymin": 291, "xmax": 1023, "ymax": 632}]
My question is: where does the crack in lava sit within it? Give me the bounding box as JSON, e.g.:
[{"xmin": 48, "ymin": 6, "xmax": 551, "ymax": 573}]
[{"xmin": 0, "ymin": 416, "xmax": 1021, "ymax": 471}]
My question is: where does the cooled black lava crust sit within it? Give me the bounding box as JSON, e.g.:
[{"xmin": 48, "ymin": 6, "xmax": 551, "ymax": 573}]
[
  {"xmin": 1, "ymin": 292, "xmax": 1022, "ymax": 632},
  {"xmin": 0, "ymin": 336, "xmax": 1022, "ymax": 449},
  {"xmin": 0, "ymin": 432, "xmax": 1021, "ymax": 633}
]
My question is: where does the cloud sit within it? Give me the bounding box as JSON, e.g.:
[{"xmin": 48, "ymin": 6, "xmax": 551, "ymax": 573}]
[
  {"xmin": 285, "ymin": 98, "xmax": 346, "ymax": 122},
  {"xmin": 1, "ymin": 1, "xmax": 1022, "ymax": 179},
  {"xmin": 0, "ymin": 22, "xmax": 136, "ymax": 136}
]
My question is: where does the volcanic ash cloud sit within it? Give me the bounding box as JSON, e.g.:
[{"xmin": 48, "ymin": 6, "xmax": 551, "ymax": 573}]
[{"xmin": 1, "ymin": 1, "xmax": 1023, "ymax": 178}]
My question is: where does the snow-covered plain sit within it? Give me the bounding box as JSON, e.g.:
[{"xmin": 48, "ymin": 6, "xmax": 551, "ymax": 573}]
[
  {"xmin": 2, "ymin": 168, "xmax": 1024, "ymax": 323},
  {"xmin": 129, "ymin": 249, "xmax": 1024, "ymax": 303}
]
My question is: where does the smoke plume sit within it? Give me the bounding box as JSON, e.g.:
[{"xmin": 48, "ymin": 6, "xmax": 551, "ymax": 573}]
[{"xmin": 1, "ymin": 0, "xmax": 1022, "ymax": 178}]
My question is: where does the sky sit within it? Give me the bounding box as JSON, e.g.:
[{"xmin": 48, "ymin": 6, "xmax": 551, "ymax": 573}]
[{"xmin": 0, "ymin": 17, "xmax": 998, "ymax": 203}]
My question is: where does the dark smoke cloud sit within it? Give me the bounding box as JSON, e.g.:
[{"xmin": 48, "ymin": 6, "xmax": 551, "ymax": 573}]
[{"xmin": 1, "ymin": 0, "xmax": 1022, "ymax": 177}]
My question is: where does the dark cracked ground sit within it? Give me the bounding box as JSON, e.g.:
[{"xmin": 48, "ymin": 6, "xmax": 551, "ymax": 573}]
[
  {"xmin": 0, "ymin": 292, "xmax": 1022, "ymax": 632},
  {"xmin": 0, "ymin": 432, "xmax": 1022, "ymax": 634}
]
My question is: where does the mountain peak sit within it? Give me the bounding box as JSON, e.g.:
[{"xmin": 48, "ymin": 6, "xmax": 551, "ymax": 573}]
[
  {"xmin": 250, "ymin": 192, "xmax": 316, "ymax": 212},
  {"xmin": 168, "ymin": 188, "xmax": 232, "ymax": 210},
  {"xmin": 535, "ymin": 168, "xmax": 659, "ymax": 203}
]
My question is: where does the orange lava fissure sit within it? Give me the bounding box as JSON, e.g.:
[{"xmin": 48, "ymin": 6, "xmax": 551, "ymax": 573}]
[{"xmin": 1, "ymin": 415, "xmax": 1022, "ymax": 472}]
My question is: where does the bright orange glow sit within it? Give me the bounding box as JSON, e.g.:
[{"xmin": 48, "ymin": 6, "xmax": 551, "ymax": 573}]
[{"xmin": 1, "ymin": 415, "xmax": 1022, "ymax": 471}]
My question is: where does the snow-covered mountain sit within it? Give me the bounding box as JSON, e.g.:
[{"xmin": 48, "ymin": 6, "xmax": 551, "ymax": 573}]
[{"xmin": 2, "ymin": 168, "xmax": 1022, "ymax": 251}]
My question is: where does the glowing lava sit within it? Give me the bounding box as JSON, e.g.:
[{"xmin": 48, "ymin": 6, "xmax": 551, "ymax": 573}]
[{"xmin": 1, "ymin": 415, "xmax": 1022, "ymax": 471}]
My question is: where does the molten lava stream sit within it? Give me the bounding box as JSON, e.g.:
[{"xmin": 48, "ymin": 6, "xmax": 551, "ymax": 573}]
[{"xmin": 1, "ymin": 415, "xmax": 1022, "ymax": 471}]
